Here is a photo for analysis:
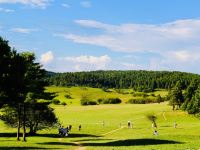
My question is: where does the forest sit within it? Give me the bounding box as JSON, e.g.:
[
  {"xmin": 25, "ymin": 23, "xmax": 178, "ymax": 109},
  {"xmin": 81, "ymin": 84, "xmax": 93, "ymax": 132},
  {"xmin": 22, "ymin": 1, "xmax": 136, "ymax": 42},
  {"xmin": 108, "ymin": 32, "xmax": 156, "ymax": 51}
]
[{"xmin": 45, "ymin": 70, "xmax": 200, "ymax": 92}]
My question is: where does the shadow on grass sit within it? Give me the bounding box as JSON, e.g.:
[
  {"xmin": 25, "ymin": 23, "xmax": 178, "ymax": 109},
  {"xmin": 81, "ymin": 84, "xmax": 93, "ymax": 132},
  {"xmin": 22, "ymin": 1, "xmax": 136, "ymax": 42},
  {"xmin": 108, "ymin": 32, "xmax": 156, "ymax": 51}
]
[
  {"xmin": 72, "ymin": 138, "xmax": 113, "ymax": 142},
  {"xmin": 37, "ymin": 142, "xmax": 77, "ymax": 146},
  {"xmin": 0, "ymin": 133, "xmax": 20, "ymax": 137},
  {"xmin": 0, "ymin": 147, "xmax": 56, "ymax": 149},
  {"xmin": 82, "ymin": 139, "xmax": 183, "ymax": 146},
  {"xmin": 69, "ymin": 133, "xmax": 100, "ymax": 138},
  {"xmin": 35, "ymin": 133, "xmax": 100, "ymax": 138},
  {"xmin": 0, "ymin": 133, "xmax": 100, "ymax": 138}
]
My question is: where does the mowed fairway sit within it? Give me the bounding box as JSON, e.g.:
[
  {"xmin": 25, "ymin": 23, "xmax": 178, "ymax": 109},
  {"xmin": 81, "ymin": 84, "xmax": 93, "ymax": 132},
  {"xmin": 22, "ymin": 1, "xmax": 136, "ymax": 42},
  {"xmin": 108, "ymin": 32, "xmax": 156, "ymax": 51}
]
[
  {"xmin": 53, "ymin": 103, "xmax": 200, "ymax": 150},
  {"xmin": 0, "ymin": 87, "xmax": 200, "ymax": 150}
]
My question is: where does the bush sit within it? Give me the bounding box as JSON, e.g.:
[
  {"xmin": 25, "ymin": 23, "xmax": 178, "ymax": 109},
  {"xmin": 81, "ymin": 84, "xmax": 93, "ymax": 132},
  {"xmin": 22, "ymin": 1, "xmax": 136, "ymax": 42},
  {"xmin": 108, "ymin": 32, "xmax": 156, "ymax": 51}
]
[
  {"xmin": 156, "ymin": 94, "xmax": 163, "ymax": 103},
  {"xmin": 65, "ymin": 94, "xmax": 72, "ymax": 99},
  {"xmin": 102, "ymin": 87, "xmax": 110, "ymax": 92},
  {"xmin": 132, "ymin": 92, "xmax": 148, "ymax": 97},
  {"xmin": 52, "ymin": 99, "xmax": 60, "ymax": 105},
  {"xmin": 61, "ymin": 102, "xmax": 67, "ymax": 106},
  {"xmin": 128, "ymin": 98, "xmax": 146, "ymax": 104},
  {"xmin": 128, "ymin": 97, "xmax": 157, "ymax": 104},
  {"xmin": 80, "ymin": 99, "xmax": 97, "ymax": 105},
  {"xmin": 97, "ymin": 98, "xmax": 103, "ymax": 104},
  {"xmin": 99, "ymin": 98, "xmax": 122, "ymax": 104}
]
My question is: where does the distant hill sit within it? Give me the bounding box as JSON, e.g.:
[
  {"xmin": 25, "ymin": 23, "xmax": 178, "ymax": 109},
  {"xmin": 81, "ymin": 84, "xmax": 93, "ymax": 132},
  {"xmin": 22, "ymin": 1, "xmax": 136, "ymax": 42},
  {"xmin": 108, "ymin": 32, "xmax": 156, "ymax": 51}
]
[
  {"xmin": 45, "ymin": 70, "xmax": 200, "ymax": 92},
  {"xmin": 45, "ymin": 71, "xmax": 57, "ymax": 77}
]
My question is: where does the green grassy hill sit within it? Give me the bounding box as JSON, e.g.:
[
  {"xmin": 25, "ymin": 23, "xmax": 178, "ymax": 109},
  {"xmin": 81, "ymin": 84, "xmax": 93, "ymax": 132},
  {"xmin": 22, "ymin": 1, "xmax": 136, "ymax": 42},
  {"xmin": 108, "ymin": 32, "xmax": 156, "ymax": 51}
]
[
  {"xmin": 0, "ymin": 102, "xmax": 200, "ymax": 149},
  {"xmin": 0, "ymin": 87, "xmax": 199, "ymax": 150},
  {"xmin": 46, "ymin": 86, "xmax": 168, "ymax": 105}
]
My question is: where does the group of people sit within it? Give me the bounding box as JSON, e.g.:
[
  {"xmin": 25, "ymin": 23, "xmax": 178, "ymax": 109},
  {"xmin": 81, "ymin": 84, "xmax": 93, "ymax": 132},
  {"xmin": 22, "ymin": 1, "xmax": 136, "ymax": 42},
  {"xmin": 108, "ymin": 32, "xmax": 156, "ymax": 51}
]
[
  {"xmin": 58, "ymin": 124, "xmax": 82, "ymax": 137},
  {"xmin": 126, "ymin": 120, "xmax": 177, "ymax": 136},
  {"xmin": 58, "ymin": 121, "xmax": 177, "ymax": 137},
  {"xmin": 152, "ymin": 121, "xmax": 178, "ymax": 136},
  {"xmin": 58, "ymin": 125, "xmax": 72, "ymax": 137}
]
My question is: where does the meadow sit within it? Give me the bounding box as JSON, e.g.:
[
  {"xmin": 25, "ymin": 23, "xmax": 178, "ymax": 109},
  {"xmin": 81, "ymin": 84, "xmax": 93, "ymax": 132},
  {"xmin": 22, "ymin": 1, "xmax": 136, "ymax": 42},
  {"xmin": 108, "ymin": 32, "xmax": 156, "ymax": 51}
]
[{"xmin": 0, "ymin": 86, "xmax": 199, "ymax": 150}]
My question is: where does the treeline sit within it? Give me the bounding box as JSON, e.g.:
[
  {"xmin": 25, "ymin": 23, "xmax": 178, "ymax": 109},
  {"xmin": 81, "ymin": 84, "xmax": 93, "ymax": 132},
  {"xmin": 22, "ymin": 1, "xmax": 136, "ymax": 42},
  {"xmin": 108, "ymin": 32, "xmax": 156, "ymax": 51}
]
[
  {"xmin": 167, "ymin": 79, "xmax": 200, "ymax": 116},
  {"xmin": 45, "ymin": 70, "xmax": 200, "ymax": 92}
]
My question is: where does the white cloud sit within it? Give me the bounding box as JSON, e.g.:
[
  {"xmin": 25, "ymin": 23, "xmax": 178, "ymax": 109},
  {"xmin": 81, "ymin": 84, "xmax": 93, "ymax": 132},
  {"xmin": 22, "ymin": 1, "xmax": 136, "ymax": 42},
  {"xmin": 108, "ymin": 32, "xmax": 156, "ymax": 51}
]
[
  {"xmin": 52, "ymin": 19, "xmax": 200, "ymax": 73},
  {"xmin": 63, "ymin": 55, "xmax": 111, "ymax": 71},
  {"xmin": 11, "ymin": 28, "xmax": 38, "ymax": 34},
  {"xmin": 60, "ymin": 19, "xmax": 200, "ymax": 54},
  {"xmin": 80, "ymin": 1, "xmax": 91, "ymax": 8},
  {"xmin": 62, "ymin": 3, "xmax": 70, "ymax": 8},
  {"xmin": 0, "ymin": 0, "xmax": 51, "ymax": 8},
  {"xmin": 164, "ymin": 50, "xmax": 200, "ymax": 63},
  {"xmin": 0, "ymin": 7, "xmax": 14, "ymax": 12},
  {"xmin": 40, "ymin": 51, "xmax": 54, "ymax": 65},
  {"xmin": 121, "ymin": 63, "xmax": 143, "ymax": 70}
]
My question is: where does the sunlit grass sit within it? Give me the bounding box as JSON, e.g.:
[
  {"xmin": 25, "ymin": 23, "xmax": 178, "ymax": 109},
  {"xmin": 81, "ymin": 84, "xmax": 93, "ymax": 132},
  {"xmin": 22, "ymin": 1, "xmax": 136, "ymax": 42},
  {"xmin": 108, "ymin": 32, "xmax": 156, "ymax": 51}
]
[{"xmin": 0, "ymin": 87, "xmax": 199, "ymax": 150}]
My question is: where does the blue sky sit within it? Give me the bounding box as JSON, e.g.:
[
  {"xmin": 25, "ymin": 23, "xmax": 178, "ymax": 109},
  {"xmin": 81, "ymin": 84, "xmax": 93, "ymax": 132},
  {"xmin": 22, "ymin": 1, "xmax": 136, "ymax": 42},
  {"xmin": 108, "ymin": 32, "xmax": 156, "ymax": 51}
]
[{"xmin": 1, "ymin": 0, "xmax": 200, "ymax": 73}]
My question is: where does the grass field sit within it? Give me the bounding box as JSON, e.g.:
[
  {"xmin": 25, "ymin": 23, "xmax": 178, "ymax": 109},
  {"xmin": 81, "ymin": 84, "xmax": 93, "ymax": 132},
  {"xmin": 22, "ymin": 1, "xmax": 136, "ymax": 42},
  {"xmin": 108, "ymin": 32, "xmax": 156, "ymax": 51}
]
[
  {"xmin": 0, "ymin": 87, "xmax": 199, "ymax": 150},
  {"xmin": 46, "ymin": 86, "xmax": 168, "ymax": 105}
]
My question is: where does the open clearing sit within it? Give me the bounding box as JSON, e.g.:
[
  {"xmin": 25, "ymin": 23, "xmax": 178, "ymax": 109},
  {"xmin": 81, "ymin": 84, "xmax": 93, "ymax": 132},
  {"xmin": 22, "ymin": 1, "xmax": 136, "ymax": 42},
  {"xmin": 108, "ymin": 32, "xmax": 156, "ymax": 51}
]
[{"xmin": 0, "ymin": 87, "xmax": 199, "ymax": 150}]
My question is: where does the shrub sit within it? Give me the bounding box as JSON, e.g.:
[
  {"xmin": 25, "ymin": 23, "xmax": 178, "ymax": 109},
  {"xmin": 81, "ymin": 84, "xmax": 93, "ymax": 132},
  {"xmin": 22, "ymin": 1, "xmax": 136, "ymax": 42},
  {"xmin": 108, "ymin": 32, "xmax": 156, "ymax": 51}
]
[
  {"xmin": 156, "ymin": 94, "xmax": 163, "ymax": 103},
  {"xmin": 52, "ymin": 99, "xmax": 60, "ymax": 105},
  {"xmin": 97, "ymin": 98, "xmax": 103, "ymax": 104},
  {"xmin": 100, "ymin": 98, "xmax": 122, "ymax": 104},
  {"xmin": 128, "ymin": 98, "xmax": 146, "ymax": 104},
  {"xmin": 102, "ymin": 87, "xmax": 110, "ymax": 92},
  {"xmin": 133, "ymin": 92, "xmax": 148, "ymax": 97},
  {"xmin": 61, "ymin": 102, "xmax": 67, "ymax": 106},
  {"xmin": 142, "ymin": 93, "xmax": 148, "ymax": 97},
  {"xmin": 142, "ymin": 88, "xmax": 154, "ymax": 93},
  {"xmin": 128, "ymin": 97, "xmax": 157, "ymax": 104},
  {"xmin": 80, "ymin": 99, "xmax": 97, "ymax": 105},
  {"xmin": 65, "ymin": 94, "xmax": 72, "ymax": 99}
]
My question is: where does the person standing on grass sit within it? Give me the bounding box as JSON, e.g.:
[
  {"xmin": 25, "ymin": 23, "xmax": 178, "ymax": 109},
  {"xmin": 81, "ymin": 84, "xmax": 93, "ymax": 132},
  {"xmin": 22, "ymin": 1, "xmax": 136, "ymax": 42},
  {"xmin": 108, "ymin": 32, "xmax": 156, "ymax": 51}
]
[
  {"xmin": 154, "ymin": 130, "xmax": 158, "ymax": 136},
  {"xmin": 174, "ymin": 122, "xmax": 177, "ymax": 128},
  {"xmin": 152, "ymin": 122, "xmax": 157, "ymax": 129},
  {"xmin": 102, "ymin": 121, "xmax": 105, "ymax": 127},
  {"xmin": 69, "ymin": 125, "xmax": 72, "ymax": 131},
  {"xmin": 128, "ymin": 121, "xmax": 131, "ymax": 129},
  {"xmin": 79, "ymin": 125, "xmax": 81, "ymax": 131}
]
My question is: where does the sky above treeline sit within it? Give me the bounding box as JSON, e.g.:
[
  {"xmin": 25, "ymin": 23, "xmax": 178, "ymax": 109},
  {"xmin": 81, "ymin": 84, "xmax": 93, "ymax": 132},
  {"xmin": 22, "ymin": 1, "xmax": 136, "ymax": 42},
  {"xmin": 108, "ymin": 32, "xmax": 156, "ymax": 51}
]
[{"xmin": 1, "ymin": 0, "xmax": 200, "ymax": 73}]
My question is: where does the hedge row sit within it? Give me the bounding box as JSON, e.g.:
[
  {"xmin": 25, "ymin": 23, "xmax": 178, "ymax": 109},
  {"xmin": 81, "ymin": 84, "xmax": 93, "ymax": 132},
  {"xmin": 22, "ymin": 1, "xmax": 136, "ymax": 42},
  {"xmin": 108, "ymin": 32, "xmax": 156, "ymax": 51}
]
[
  {"xmin": 127, "ymin": 97, "xmax": 164, "ymax": 104},
  {"xmin": 97, "ymin": 98, "xmax": 122, "ymax": 104}
]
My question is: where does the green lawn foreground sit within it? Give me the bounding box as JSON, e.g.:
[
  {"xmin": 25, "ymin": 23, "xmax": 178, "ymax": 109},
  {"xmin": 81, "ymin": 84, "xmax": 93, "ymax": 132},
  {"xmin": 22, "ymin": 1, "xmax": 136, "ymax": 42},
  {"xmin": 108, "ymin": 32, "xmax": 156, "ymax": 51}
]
[
  {"xmin": 0, "ymin": 86, "xmax": 199, "ymax": 150},
  {"xmin": 0, "ymin": 102, "xmax": 200, "ymax": 150}
]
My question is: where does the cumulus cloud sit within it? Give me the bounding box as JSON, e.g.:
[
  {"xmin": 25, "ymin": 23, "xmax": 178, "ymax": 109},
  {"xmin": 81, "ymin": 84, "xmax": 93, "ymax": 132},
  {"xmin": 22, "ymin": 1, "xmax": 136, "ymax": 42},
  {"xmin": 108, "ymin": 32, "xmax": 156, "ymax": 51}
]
[
  {"xmin": 163, "ymin": 50, "xmax": 200, "ymax": 63},
  {"xmin": 62, "ymin": 3, "xmax": 70, "ymax": 8},
  {"xmin": 63, "ymin": 55, "xmax": 111, "ymax": 71},
  {"xmin": 80, "ymin": 1, "xmax": 91, "ymax": 8},
  {"xmin": 60, "ymin": 19, "xmax": 200, "ymax": 54},
  {"xmin": 0, "ymin": 7, "xmax": 14, "ymax": 13},
  {"xmin": 121, "ymin": 63, "xmax": 143, "ymax": 70},
  {"xmin": 0, "ymin": 0, "xmax": 51, "ymax": 8},
  {"xmin": 40, "ymin": 51, "xmax": 54, "ymax": 65},
  {"xmin": 10, "ymin": 28, "xmax": 38, "ymax": 34}
]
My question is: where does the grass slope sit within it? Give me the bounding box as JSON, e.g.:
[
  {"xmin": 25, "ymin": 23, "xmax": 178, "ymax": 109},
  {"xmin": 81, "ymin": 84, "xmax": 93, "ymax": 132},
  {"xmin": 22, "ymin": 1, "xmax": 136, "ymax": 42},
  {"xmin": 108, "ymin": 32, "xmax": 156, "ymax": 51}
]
[
  {"xmin": 0, "ymin": 87, "xmax": 199, "ymax": 150},
  {"xmin": 46, "ymin": 86, "xmax": 168, "ymax": 105}
]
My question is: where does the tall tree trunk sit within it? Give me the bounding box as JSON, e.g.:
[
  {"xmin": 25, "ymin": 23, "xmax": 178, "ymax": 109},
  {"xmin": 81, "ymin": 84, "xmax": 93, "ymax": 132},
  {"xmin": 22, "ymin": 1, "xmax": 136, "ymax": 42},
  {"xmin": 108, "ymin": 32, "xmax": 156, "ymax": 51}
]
[
  {"xmin": 29, "ymin": 123, "xmax": 34, "ymax": 135},
  {"xmin": 17, "ymin": 103, "xmax": 21, "ymax": 141},
  {"xmin": 22, "ymin": 103, "xmax": 26, "ymax": 142}
]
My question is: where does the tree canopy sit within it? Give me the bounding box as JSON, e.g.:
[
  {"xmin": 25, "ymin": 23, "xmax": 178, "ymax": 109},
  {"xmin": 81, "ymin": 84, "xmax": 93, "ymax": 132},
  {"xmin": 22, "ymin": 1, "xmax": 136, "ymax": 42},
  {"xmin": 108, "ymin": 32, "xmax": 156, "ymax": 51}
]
[
  {"xmin": 45, "ymin": 70, "xmax": 200, "ymax": 92},
  {"xmin": 0, "ymin": 37, "xmax": 57, "ymax": 141}
]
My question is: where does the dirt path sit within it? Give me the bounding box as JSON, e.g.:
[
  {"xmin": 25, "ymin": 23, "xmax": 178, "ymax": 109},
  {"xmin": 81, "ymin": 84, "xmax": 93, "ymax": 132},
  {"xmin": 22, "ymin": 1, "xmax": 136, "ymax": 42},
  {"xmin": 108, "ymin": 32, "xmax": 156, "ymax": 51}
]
[
  {"xmin": 70, "ymin": 111, "xmax": 166, "ymax": 150},
  {"xmin": 74, "ymin": 142, "xmax": 86, "ymax": 150},
  {"xmin": 101, "ymin": 126, "xmax": 125, "ymax": 136}
]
